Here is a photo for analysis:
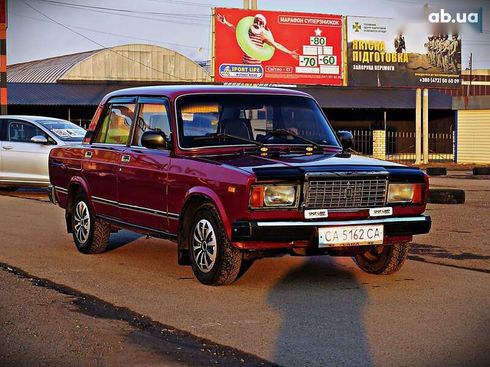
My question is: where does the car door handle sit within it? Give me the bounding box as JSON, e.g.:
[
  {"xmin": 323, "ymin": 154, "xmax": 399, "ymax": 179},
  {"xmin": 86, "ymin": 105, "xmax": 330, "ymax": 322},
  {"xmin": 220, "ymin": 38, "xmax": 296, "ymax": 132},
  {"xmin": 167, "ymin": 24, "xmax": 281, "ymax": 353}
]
[
  {"xmin": 2, "ymin": 145, "xmax": 13, "ymax": 150},
  {"xmin": 121, "ymin": 154, "xmax": 131, "ymax": 163},
  {"xmin": 84, "ymin": 151, "xmax": 93, "ymax": 158}
]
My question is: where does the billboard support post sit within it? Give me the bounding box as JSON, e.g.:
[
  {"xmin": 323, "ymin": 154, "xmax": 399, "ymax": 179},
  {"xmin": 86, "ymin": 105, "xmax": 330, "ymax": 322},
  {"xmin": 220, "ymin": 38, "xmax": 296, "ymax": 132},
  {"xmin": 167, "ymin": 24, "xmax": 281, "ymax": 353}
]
[
  {"xmin": 210, "ymin": 8, "xmax": 216, "ymax": 82},
  {"xmin": 415, "ymin": 88, "xmax": 422, "ymax": 164},
  {"xmin": 423, "ymin": 88, "xmax": 429, "ymax": 164}
]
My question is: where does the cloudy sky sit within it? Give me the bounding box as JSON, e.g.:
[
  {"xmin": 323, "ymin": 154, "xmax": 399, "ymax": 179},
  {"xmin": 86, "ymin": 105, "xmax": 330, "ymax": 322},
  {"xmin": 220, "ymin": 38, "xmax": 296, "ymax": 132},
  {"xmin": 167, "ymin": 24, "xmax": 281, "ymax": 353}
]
[{"xmin": 8, "ymin": 0, "xmax": 490, "ymax": 69}]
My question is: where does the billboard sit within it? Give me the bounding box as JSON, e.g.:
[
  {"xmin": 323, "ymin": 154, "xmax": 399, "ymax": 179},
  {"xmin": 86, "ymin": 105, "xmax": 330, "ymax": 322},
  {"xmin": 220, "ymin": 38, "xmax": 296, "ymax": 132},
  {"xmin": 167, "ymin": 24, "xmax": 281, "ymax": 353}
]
[
  {"xmin": 213, "ymin": 8, "xmax": 343, "ymax": 85},
  {"xmin": 347, "ymin": 16, "xmax": 461, "ymax": 88}
]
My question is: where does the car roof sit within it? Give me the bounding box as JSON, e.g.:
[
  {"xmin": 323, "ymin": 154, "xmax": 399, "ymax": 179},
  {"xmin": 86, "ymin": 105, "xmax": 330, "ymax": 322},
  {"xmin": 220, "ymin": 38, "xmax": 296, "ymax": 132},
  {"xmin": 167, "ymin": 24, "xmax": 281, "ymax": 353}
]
[
  {"xmin": 0, "ymin": 115, "xmax": 72, "ymax": 122},
  {"xmin": 104, "ymin": 84, "xmax": 311, "ymax": 101}
]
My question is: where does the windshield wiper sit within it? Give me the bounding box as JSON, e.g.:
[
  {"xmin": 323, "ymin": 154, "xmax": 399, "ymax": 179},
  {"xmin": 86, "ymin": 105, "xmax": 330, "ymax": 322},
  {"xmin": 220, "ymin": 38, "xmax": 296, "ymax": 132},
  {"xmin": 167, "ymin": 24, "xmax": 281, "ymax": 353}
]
[
  {"xmin": 194, "ymin": 133, "xmax": 264, "ymax": 148},
  {"xmin": 255, "ymin": 128, "xmax": 322, "ymax": 150}
]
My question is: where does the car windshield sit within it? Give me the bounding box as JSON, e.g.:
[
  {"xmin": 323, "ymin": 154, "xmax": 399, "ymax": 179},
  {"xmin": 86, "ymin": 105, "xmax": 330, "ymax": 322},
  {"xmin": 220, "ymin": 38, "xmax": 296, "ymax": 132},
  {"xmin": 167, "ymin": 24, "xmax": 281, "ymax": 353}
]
[
  {"xmin": 36, "ymin": 119, "xmax": 86, "ymax": 141},
  {"xmin": 176, "ymin": 94, "xmax": 340, "ymax": 149}
]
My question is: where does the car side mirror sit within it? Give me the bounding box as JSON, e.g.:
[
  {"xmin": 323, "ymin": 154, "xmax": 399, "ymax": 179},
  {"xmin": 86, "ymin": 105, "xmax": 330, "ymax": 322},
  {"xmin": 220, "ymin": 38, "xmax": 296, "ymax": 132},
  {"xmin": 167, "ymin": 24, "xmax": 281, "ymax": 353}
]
[
  {"xmin": 31, "ymin": 135, "xmax": 49, "ymax": 144},
  {"xmin": 337, "ymin": 131, "xmax": 353, "ymax": 151},
  {"xmin": 141, "ymin": 130, "xmax": 168, "ymax": 150}
]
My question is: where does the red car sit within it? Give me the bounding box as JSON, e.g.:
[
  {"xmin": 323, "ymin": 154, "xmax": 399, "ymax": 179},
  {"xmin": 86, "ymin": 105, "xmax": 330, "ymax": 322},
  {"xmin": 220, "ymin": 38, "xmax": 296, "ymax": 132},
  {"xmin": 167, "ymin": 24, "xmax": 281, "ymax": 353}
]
[{"xmin": 49, "ymin": 85, "xmax": 431, "ymax": 285}]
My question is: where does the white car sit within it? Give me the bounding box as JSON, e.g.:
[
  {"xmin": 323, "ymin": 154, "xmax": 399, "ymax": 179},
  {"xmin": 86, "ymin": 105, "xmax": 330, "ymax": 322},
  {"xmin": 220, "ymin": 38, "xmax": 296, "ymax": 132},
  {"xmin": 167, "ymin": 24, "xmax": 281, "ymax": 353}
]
[{"xmin": 0, "ymin": 115, "xmax": 86, "ymax": 190}]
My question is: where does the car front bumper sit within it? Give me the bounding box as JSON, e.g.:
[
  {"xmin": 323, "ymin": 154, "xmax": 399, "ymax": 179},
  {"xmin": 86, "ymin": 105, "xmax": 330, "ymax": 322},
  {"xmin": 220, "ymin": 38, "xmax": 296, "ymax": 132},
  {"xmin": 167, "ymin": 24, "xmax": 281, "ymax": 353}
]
[{"xmin": 231, "ymin": 215, "xmax": 431, "ymax": 243}]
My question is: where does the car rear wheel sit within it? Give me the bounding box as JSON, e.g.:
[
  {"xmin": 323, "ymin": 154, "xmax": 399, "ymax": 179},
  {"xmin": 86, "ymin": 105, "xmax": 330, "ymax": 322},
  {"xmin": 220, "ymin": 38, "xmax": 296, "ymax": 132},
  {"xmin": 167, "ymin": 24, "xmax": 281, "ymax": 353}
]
[
  {"xmin": 71, "ymin": 193, "xmax": 110, "ymax": 254},
  {"xmin": 189, "ymin": 204, "xmax": 242, "ymax": 285},
  {"xmin": 353, "ymin": 243, "xmax": 409, "ymax": 275}
]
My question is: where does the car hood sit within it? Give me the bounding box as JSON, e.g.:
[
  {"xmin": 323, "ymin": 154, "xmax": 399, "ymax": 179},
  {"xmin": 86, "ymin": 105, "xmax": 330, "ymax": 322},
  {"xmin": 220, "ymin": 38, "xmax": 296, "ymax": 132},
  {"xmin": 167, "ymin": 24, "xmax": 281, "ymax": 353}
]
[{"xmin": 196, "ymin": 152, "xmax": 406, "ymax": 179}]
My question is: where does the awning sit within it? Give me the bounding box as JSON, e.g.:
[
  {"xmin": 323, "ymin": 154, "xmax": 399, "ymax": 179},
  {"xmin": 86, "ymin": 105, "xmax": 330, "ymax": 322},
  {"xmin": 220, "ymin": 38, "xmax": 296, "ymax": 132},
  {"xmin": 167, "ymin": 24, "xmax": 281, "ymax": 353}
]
[
  {"xmin": 7, "ymin": 82, "xmax": 454, "ymax": 110},
  {"xmin": 299, "ymin": 86, "xmax": 453, "ymax": 110}
]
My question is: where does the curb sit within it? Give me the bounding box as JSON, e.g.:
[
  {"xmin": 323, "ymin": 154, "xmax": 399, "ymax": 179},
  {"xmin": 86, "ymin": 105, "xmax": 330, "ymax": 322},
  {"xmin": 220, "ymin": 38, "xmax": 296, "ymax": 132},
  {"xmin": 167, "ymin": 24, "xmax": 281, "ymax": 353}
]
[
  {"xmin": 473, "ymin": 167, "xmax": 490, "ymax": 175},
  {"xmin": 428, "ymin": 189, "xmax": 465, "ymax": 204},
  {"xmin": 426, "ymin": 167, "xmax": 447, "ymax": 176}
]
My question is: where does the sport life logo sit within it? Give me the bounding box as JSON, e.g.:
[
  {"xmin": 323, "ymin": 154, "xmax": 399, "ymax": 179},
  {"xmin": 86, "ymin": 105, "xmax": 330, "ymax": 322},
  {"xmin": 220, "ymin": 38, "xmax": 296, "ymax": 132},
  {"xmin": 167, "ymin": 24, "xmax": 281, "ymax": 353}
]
[{"xmin": 428, "ymin": 8, "xmax": 482, "ymax": 32}]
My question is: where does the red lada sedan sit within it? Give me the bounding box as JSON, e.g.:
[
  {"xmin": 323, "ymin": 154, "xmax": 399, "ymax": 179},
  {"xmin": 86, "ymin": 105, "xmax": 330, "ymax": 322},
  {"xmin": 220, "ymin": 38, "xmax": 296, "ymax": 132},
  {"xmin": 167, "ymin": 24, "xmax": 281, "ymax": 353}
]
[{"xmin": 49, "ymin": 85, "xmax": 431, "ymax": 285}]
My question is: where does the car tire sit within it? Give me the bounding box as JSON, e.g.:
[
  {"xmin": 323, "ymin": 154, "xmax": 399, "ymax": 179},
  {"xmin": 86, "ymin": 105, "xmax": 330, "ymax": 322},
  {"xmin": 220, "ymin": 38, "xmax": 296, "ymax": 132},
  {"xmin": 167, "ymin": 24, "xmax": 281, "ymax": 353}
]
[
  {"xmin": 353, "ymin": 243, "xmax": 409, "ymax": 275},
  {"xmin": 428, "ymin": 189, "xmax": 465, "ymax": 204},
  {"xmin": 473, "ymin": 167, "xmax": 490, "ymax": 175},
  {"xmin": 188, "ymin": 204, "xmax": 242, "ymax": 285},
  {"xmin": 426, "ymin": 167, "xmax": 447, "ymax": 176},
  {"xmin": 71, "ymin": 193, "xmax": 110, "ymax": 254}
]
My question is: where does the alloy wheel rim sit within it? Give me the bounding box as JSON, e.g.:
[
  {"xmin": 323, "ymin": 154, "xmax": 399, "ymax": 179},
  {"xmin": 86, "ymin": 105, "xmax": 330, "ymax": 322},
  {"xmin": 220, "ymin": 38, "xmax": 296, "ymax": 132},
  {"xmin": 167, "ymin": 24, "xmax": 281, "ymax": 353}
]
[
  {"xmin": 192, "ymin": 219, "xmax": 217, "ymax": 273},
  {"xmin": 363, "ymin": 245, "xmax": 385, "ymax": 262},
  {"xmin": 73, "ymin": 201, "xmax": 90, "ymax": 244}
]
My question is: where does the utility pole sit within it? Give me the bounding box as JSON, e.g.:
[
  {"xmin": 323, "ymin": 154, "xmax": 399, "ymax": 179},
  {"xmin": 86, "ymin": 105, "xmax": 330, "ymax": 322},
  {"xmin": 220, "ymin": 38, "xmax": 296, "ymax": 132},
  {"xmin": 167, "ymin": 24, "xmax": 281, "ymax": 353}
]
[
  {"xmin": 467, "ymin": 53, "xmax": 473, "ymax": 97},
  {"xmin": 0, "ymin": 0, "xmax": 7, "ymax": 115}
]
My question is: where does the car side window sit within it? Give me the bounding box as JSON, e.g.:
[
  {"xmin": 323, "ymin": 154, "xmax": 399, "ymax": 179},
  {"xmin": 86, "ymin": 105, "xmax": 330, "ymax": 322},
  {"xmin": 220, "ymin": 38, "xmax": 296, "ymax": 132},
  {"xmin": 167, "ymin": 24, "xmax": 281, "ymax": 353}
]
[
  {"xmin": 7, "ymin": 120, "xmax": 47, "ymax": 143},
  {"xmin": 132, "ymin": 100, "xmax": 171, "ymax": 147},
  {"xmin": 93, "ymin": 102, "xmax": 135, "ymax": 145}
]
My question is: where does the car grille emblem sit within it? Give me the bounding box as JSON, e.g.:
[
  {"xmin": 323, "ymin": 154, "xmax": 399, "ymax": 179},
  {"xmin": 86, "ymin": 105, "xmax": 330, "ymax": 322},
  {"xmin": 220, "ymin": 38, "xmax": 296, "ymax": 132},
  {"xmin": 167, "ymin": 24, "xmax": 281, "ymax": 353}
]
[{"xmin": 344, "ymin": 186, "xmax": 353, "ymax": 199}]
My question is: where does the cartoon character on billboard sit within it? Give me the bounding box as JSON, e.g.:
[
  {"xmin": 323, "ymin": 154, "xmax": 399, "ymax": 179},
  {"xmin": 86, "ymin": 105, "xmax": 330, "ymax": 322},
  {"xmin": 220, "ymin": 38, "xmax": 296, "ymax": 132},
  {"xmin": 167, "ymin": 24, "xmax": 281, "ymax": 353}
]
[{"xmin": 217, "ymin": 13, "xmax": 299, "ymax": 64}]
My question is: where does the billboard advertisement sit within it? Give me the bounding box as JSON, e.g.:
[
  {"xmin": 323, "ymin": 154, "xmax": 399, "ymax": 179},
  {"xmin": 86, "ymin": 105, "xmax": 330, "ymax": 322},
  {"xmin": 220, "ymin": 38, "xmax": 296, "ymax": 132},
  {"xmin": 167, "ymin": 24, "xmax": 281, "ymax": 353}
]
[
  {"xmin": 347, "ymin": 16, "xmax": 461, "ymax": 88},
  {"xmin": 213, "ymin": 8, "xmax": 343, "ymax": 86}
]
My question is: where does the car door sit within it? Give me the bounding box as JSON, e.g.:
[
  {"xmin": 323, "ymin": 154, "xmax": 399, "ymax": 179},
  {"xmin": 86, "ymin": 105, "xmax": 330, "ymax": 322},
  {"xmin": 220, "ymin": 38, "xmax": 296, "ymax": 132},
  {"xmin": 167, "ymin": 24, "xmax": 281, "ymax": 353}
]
[
  {"xmin": 118, "ymin": 97, "xmax": 172, "ymax": 232},
  {"xmin": 83, "ymin": 98, "xmax": 136, "ymax": 220},
  {"xmin": 0, "ymin": 119, "xmax": 54, "ymax": 184}
]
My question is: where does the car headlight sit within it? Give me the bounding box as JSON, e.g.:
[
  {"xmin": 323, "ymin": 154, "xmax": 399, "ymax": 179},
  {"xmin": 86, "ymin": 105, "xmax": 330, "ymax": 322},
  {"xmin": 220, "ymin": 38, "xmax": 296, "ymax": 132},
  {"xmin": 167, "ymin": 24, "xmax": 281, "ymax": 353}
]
[
  {"xmin": 250, "ymin": 184, "xmax": 298, "ymax": 208},
  {"xmin": 387, "ymin": 183, "xmax": 424, "ymax": 204}
]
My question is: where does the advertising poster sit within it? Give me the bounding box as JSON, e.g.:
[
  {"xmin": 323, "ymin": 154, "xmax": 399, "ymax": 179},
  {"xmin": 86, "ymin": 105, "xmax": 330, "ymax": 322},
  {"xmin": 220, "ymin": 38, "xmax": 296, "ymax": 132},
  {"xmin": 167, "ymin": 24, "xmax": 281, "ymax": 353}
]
[
  {"xmin": 213, "ymin": 8, "xmax": 343, "ymax": 85},
  {"xmin": 347, "ymin": 16, "xmax": 461, "ymax": 88}
]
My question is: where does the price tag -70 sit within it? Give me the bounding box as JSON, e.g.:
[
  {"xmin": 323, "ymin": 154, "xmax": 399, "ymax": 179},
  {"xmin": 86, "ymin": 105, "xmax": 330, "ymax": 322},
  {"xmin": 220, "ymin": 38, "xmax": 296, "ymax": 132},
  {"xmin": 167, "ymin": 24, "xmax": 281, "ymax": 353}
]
[{"xmin": 299, "ymin": 56, "xmax": 318, "ymax": 67}]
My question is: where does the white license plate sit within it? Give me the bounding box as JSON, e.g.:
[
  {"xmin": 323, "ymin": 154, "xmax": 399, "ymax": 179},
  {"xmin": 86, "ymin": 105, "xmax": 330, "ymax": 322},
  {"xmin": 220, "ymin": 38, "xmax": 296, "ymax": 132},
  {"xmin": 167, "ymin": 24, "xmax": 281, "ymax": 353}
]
[{"xmin": 318, "ymin": 225, "xmax": 384, "ymax": 247}]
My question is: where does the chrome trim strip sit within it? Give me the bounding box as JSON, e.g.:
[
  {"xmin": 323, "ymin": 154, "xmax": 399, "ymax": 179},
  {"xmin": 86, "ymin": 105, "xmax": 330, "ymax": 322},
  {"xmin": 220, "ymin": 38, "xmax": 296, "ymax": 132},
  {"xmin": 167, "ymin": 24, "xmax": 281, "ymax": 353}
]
[
  {"xmin": 304, "ymin": 171, "xmax": 389, "ymax": 180},
  {"xmin": 92, "ymin": 196, "xmax": 179, "ymax": 220},
  {"xmin": 54, "ymin": 186, "xmax": 68, "ymax": 193},
  {"xmin": 256, "ymin": 216, "xmax": 428, "ymax": 227},
  {"xmin": 92, "ymin": 196, "xmax": 118, "ymax": 205}
]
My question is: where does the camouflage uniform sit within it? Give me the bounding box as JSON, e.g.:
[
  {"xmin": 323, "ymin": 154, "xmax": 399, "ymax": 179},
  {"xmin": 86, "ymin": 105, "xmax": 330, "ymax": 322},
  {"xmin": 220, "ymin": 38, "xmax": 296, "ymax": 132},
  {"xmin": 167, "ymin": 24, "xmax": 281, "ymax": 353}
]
[
  {"xmin": 437, "ymin": 37, "xmax": 445, "ymax": 69},
  {"xmin": 449, "ymin": 36, "xmax": 460, "ymax": 73},
  {"xmin": 441, "ymin": 36, "xmax": 451, "ymax": 72}
]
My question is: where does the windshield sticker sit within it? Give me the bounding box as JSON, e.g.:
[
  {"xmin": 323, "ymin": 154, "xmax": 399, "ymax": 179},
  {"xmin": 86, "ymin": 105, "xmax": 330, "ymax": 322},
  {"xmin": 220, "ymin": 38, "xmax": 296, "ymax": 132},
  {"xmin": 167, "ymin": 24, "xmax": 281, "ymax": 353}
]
[{"xmin": 51, "ymin": 129, "xmax": 85, "ymax": 138}]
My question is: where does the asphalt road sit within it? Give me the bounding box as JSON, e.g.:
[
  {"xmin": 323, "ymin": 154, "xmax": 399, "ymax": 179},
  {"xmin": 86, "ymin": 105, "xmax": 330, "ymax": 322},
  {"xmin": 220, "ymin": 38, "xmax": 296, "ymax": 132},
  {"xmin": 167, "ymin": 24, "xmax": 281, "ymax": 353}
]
[{"xmin": 0, "ymin": 175, "xmax": 489, "ymax": 367}]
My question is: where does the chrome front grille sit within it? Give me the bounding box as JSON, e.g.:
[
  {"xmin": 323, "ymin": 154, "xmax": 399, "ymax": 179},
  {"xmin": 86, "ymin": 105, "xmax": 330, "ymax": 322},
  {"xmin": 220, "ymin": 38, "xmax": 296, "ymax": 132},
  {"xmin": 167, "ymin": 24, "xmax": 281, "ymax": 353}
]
[{"xmin": 304, "ymin": 176, "xmax": 387, "ymax": 209}]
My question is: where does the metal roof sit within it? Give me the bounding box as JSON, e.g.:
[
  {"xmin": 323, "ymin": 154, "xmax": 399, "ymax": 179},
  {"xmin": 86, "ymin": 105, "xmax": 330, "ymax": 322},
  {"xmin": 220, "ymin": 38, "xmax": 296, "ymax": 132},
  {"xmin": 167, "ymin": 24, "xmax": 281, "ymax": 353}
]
[
  {"xmin": 7, "ymin": 50, "xmax": 100, "ymax": 83},
  {"xmin": 7, "ymin": 44, "xmax": 211, "ymax": 84}
]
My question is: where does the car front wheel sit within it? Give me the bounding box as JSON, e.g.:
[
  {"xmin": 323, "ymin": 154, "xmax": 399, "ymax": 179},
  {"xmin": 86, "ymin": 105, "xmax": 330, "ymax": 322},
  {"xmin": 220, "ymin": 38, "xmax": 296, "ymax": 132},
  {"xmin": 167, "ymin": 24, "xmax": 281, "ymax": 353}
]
[
  {"xmin": 189, "ymin": 204, "xmax": 242, "ymax": 285},
  {"xmin": 71, "ymin": 193, "xmax": 110, "ymax": 254},
  {"xmin": 353, "ymin": 243, "xmax": 409, "ymax": 275}
]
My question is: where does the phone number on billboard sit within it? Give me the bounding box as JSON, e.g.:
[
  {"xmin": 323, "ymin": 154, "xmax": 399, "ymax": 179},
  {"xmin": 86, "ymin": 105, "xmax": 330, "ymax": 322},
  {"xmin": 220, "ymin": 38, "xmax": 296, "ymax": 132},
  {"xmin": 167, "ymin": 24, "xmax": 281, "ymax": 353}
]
[{"xmin": 418, "ymin": 77, "xmax": 459, "ymax": 84}]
